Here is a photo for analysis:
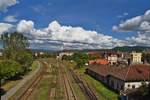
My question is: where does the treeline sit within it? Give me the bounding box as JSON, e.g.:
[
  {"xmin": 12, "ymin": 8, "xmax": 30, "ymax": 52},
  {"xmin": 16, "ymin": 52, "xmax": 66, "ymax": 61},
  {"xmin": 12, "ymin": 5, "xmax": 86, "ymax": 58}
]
[
  {"xmin": 62, "ymin": 52, "xmax": 100, "ymax": 68},
  {"xmin": 142, "ymin": 53, "xmax": 150, "ymax": 63},
  {"xmin": 0, "ymin": 32, "xmax": 33, "ymax": 84},
  {"xmin": 62, "ymin": 52, "xmax": 88, "ymax": 68},
  {"xmin": 113, "ymin": 46, "xmax": 150, "ymax": 52}
]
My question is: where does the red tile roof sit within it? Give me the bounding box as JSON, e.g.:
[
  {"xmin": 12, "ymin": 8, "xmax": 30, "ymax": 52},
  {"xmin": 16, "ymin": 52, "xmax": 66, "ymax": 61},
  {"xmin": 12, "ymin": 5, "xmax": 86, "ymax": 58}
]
[
  {"xmin": 89, "ymin": 59, "xmax": 109, "ymax": 65},
  {"xmin": 88, "ymin": 65, "xmax": 115, "ymax": 76},
  {"xmin": 96, "ymin": 59, "xmax": 109, "ymax": 65},
  {"xmin": 89, "ymin": 60, "xmax": 96, "ymax": 65},
  {"xmin": 115, "ymin": 64, "xmax": 150, "ymax": 81},
  {"xmin": 87, "ymin": 64, "xmax": 150, "ymax": 81}
]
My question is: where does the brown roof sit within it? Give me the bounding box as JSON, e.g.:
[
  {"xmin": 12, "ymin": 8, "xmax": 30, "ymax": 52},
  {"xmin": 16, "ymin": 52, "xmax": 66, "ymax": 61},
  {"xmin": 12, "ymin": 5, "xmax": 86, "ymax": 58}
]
[
  {"xmin": 96, "ymin": 59, "xmax": 109, "ymax": 65},
  {"xmin": 88, "ymin": 65, "xmax": 117, "ymax": 77},
  {"xmin": 87, "ymin": 64, "xmax": 150, "ymax": 81},
  {"xmin": 89, "ymin": 59, "xmax": 109, "ymax": 65}
]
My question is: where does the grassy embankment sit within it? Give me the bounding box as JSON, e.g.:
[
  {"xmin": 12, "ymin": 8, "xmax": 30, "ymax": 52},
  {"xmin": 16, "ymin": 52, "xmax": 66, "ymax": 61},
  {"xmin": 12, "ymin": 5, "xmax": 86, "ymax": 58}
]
[
  {"xmin": 1, "ymin": 61, "xmax": 39, "ymax": 92},
  {"xmin": 75, "ymin": 66, "xmax": 119, "ymax": 100}
]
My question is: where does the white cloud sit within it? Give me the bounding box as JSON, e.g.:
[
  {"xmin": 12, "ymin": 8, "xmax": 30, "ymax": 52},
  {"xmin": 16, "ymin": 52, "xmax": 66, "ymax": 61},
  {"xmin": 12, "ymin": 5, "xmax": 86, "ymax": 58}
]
[
  {"xmin": 4, "ymin": 15, "xmax": 18, "ymax": 22},
  {"xmin": 0, "ymin": 23, "xmax": 14, "ymax": 35},
  {"xmin": 139, "ymin": 21, "xmax": 150, "ymax": 32},
  {"xmin": 14, "ymin": 20, "xmax": 126, "ymax": 49},
  {"xmin": 113, "ymin": 10, "xmax": 150, "ymax": 32},
  {"xmin": 113, "ymin": 9, "xmax": 150, "ymax": 47},
  {"xmin": 126, "ymin": 32, "xmax": 150, "ymax": 46},
  {"xmin": 123, "ymin": 12, "xmax": 128, "ymax": 16},
  {"xmin": 1, "ymin": 17, "xmax": 149, "ymax": 50},
  {"xmin": 143, "ymin": 10, "xmax": 150, "ymax": 21},
  {"xmin": 47, "ymin": 21, "xmax": 61, "ymax": 32},
  {"xmin": 17, "ymin": 20, "xmax": 34, "ymax": 34},
  {"xmin": 117, "ymin": 12, "xmax": 128, "ymax": 18},
  {"xmin": 0, "ymin": 0, "xmax": 19, "ymax": 12},
  {"xmin": 113, "ymin": 16, "xmax": 142, "ymax": 32}
]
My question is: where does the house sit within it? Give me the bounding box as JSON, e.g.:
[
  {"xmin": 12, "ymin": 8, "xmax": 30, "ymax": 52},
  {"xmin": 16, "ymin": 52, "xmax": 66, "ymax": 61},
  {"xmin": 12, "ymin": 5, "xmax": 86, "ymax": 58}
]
[
  {"xmin": 107, "ymin": 53, "xmax": 118, "ymax": 65},
  {"xmin": 130, "ymin": 52, "xmax": 142, "ymax": 64},
  {"xmin": 86, "ymin": 64, "xmax": 150, "ymax": 92}
]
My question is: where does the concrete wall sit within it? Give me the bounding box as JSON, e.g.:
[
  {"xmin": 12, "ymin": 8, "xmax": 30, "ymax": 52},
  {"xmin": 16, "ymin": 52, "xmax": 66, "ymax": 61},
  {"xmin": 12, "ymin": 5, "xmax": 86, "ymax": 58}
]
[
  {"xmin": 108, "ymin": 76, "xmax": 124, "ymax": 91},
  {"xmin": 86, "ymin": 69, "xmax": 106, "ymax": 83},
  {"xmin": 108, "ymin": 76, "xmax": 150, "ymax": 91},
  {"xmin": 124, "ymin": 81, "xmax": 149, "ymax": 90}
]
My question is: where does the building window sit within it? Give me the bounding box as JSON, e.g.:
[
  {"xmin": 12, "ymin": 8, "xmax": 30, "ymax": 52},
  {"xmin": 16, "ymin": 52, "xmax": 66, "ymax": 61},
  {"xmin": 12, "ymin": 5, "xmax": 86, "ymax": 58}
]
[
  {"xmin": 132, "ymin": 85, "xmax": 135, "ymax": 89},
  {"xmin": 128, "ymin": 84, "xmax": 130, "ymax": 87},
  {"xmin": 117, "ymin": 83, "xmax": 119, "ymax": 89},
  {"xmin": 120, "ymin": 85, "xmax": 123, "ymax": 90},
  {"xmin": 111, "ymin": 80, "xmax": 114, "ymax": 88}
]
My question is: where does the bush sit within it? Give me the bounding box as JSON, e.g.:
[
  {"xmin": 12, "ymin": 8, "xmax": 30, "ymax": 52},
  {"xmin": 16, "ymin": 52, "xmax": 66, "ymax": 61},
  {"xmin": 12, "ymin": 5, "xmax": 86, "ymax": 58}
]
[
  {"xmin": 0, "ymin": 60, "xmax": 22, "ymax": 81},
  {"xmin": 63, "ymin": 52, "xmax": 88, "ymax": 68},
  {"xmin": 15, "ymin": 51, "xmax": 33, "ymax": 72}
]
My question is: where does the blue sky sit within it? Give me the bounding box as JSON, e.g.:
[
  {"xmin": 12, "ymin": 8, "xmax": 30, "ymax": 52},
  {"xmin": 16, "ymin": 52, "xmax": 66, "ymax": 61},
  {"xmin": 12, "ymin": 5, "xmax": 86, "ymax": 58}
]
[{"xmin": 0, "ymin": 0, "xmax": 150, "ymax": 50}]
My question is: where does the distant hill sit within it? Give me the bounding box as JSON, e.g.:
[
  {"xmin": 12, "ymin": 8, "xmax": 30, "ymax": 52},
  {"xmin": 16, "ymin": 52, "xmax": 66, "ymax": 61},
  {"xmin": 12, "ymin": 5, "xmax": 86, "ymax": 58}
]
[
  {"xmin": 113, "ymin": 46, "xmax": 150, "ymax": 52},
  {"xmin": 1, "ymin": 46, "xmax": 150, "ymax": 53},
  {"xmin": 29, "ymin": 49, "xmax": 58, "ymax": 53},
  {"xmin": 62, "ymin": 46, "xmax": 150, "ymax": 52}
]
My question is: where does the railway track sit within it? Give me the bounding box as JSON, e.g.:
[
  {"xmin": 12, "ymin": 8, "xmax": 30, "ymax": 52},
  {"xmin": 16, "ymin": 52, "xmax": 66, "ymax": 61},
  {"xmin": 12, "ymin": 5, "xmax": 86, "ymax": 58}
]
[
  {"xmin": 18, "ymin": 61, "xmax": 46, "ymax": 100},
  {"xmin": 48, "ymin": 64, "xmax": 64, "ymax": 100},
  {"xmin": 61, "ymin": 65, "xmax": 77, "ymax": 100},
  {"xmin": 69, "ymin": 69, "xmax": 98, "ymax": 100},
  {"xmin": 18, "ymin": 60, "xmax": 96, "ymax": 100}
]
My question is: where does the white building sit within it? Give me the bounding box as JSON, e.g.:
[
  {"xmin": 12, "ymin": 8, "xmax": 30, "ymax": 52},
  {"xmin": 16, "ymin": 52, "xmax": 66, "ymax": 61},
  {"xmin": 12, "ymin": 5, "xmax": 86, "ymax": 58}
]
[
  {"xmin": 130, "ymin": 52, "xmax": 142, "ymax": 64},
  {"xmin": 107, "ymin": 54, "xmax": 118, "ymax": 65}
]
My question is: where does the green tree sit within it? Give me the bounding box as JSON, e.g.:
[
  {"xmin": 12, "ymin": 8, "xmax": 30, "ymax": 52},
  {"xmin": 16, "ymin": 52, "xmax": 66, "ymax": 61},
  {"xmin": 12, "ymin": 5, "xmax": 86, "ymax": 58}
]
[
  {"xmin": 1, "ymin": 32, "xmax": 28, "ymax": 59},
  {"xmin": 139, "ymin": 83, "xmax": 150, "ymax": 99},
  {"xmin": 71, "ymin": 52, "xmax": 88, "ymax": 68},
  {"xmin": 62, "ymin": 55, "xmax": 72, "ymax": 60},
  {"xmin": 15, "ymin": 51, "xmax": 33, "ymax": 72},
  {"xmin": 1, "ymin": 32, "xmax": 33, "ymax": 73},
  {"xmin": 142, "ymin": 53, "xmax": 150, "ymax": 63},
  {"xmin": 0, "ymin": 60, "xmax": 21, "ymax": 82}
]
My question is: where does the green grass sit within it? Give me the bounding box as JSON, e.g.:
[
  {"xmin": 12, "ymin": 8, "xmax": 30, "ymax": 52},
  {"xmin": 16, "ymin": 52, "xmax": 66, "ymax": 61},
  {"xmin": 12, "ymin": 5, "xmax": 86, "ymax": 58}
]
[
  {"xmin": 84, "ymin": 75, "xmax": 118, "ymax": 100},
  {"xmin": 31, "ymin": 61, "xmax": 39, "ymax": 71},
  {"xmin": 29, "ymin": 60, "xmax": 58, "ymax": 100},
  {"xmin": 76, "ymin": 67, "xmax": 119, "ymax": 100},
  {"xmin": 65, "ymin": 67, "xmax": 86, "ymax": 100},
  {"xmin": 70, "ymin": 77, "xmax": 86, "ymax": 100},
  {"xmin": 29, "ymin": 77, "xmax": 52, "ymax": 100},
  {"xmin": 1, "ymin": 80, "xmax": 20, "ymax": 92}
]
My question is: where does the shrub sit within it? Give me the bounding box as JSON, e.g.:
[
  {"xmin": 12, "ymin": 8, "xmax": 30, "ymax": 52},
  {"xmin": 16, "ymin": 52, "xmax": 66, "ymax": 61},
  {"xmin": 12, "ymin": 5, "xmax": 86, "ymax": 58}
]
[
  {"xmin": 15, "ymin": 51, "xmax": 33, "ymax": 72},
  {"xmin": 0, "ymin": 60, "xmax": 22, "ymax": 81}
]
